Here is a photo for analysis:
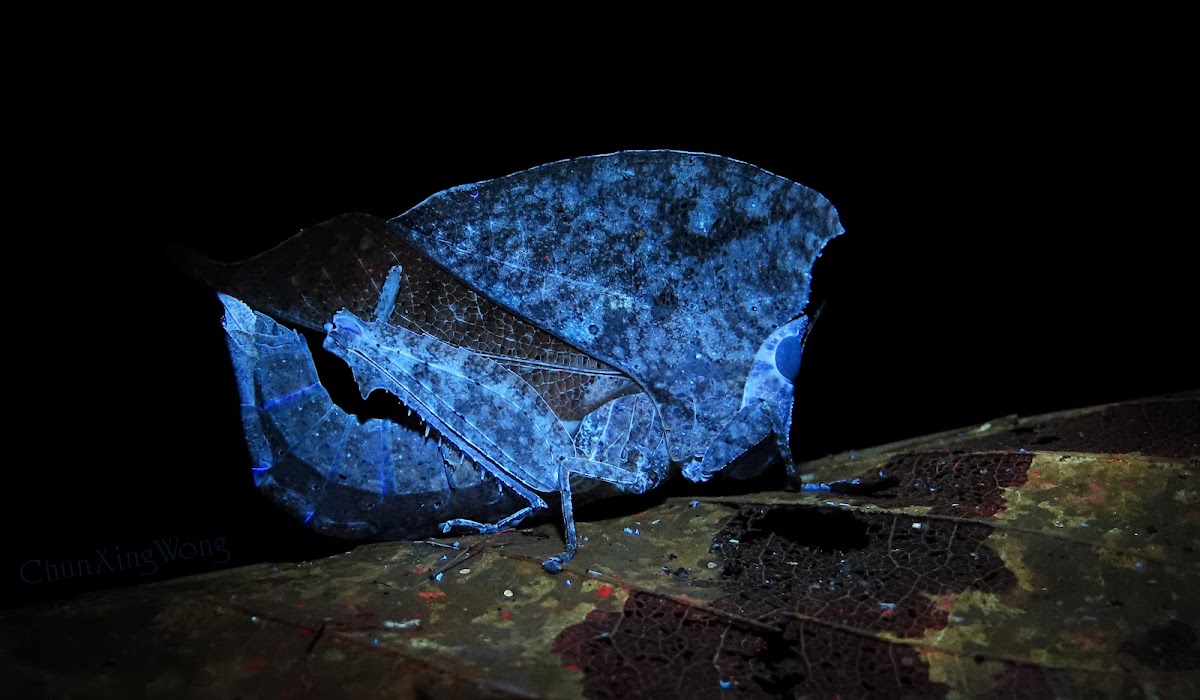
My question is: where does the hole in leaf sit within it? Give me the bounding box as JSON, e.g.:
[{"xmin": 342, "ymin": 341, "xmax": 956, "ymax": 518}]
[{"xmin": 740, "ymin": 508, "xmax": 871, "ymax": 552}]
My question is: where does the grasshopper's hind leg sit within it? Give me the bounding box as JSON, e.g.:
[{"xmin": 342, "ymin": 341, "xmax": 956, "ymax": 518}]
[
  {"xmin": 438, "ymin": 469, "xmax": 548, "ymax": 536},
  {"xmin": 439, "ymin": 504, "xmax": 540, "ymax": 534}
]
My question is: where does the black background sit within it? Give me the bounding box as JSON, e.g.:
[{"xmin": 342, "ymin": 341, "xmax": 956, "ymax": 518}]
[{"xmin": 7, "ymin": 62, "xmax": 1194, "ymax": 610}]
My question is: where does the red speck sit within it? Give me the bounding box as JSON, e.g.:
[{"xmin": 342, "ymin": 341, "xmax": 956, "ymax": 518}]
[
  {"xmin": 502, "ymin": 611, "xmax": 511, "ymax": 618},
  {"xmin": 1075, "ymin": 482, "xmax": 1108, "ymax": 505},
  {"xmin": 595, "ymin": 585, "xmax": 615, "ymax": 600},
  {"xmin": 298, "ymin": 628, "xmax": 312, "ymax": 636},
  {"xmin": 241, "ymin": 658, "xmax": 269, "ymax": 673},
  {"xmin": 294, "ymin": 602, "xmax": 304, "ymax": 609},
  {"xmin": 411, "ymin": 565, "xmax": 428, "ymax": 575},
  {"xmin": 936, "ymin": 593, "xmax": 955, "ymax": 612},
  {"xmin": 1105, "ymin": 456, "xmax": 1126, "ymax": 463},
  {"xmin": 1032, "ymin": 470, "xmax": 1041, "ymax": 477},
  {"xmin": 1122, "ymin": 481, "xmax": 1132, "ymax": 487},
  {"xmin": 879, "ymin": 608, "xmax": 895, "ymax": 620},
  {"xmin": 418, "ymin": 590, "xmax": 447, "ymax": 601},
  {"xmin": 565, "ymin": 663, "xmax": 580, "ymax": 672}
]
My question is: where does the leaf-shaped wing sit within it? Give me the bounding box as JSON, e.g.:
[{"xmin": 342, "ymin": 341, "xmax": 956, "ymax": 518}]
[{"xmin": 387, "ymin": 150, "xmax": 843, "ymax": 465}]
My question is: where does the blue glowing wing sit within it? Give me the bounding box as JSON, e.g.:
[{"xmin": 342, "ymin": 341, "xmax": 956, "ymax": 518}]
[{"xmin": 388, "ymin": 151, "xmax": 843, "ymax": 472}]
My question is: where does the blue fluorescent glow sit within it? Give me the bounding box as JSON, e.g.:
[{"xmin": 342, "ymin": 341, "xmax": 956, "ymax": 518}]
[
  {"xmin": 323, "ymin": 421, "xmax": 353, "ymax": 483},
  {"xmin": 218, "ymin": 152, "xmax": 842, "ymax": 573},
  {"xmin": 377, "ymin": 423, "xmax": 391, "ymax": 501},
  {"xmin": 261, "ymin": 381, "xmax": 320, "ymax": 410}
]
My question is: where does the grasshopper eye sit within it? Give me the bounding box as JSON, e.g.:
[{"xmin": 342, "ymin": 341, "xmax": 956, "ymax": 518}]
[
  {"xmin": 774, "ymin": 333, "xmax": 802, "ymax": 384},
  {"xmin": 739, "ymin": 314, "xmax": 809, "ymax": 433}
]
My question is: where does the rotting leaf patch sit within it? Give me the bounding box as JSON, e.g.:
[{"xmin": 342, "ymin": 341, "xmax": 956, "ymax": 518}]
[{"xmin": 553, "ymin": 451, "xmax": 1038, "ymax": 697}]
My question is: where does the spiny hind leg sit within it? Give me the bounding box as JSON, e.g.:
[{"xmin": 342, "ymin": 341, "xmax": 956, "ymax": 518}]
[
  {"xmin": 440, "ymin": 506, "xmax": 539, "ymax": 535},
  {"xmin": 372, "ymin": 264, "xmax": 548, "ymax": 535},
  {"xmin": 438, "ymin": 468, "xmax": 548, "ymax": 535}
]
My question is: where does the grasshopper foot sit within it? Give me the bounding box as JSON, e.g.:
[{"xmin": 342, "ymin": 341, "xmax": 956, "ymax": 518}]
[
  {"xmin": 440, "ymin": 518, "xmax": 501, "ymax": 535},
  {"xmin": 542, "ymin": 548, "xmax": 576, "ymax": 574}
]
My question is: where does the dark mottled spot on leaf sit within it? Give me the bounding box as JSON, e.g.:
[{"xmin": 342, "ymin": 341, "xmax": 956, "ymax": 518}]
[
  {"xmin": 552, "ymin": 591, "xmax": 952, "ymax": 699},
  {"xmin": 734, "ymin": 507, "xmax": 870, "ymax": 553},
  {"xmin": 1121, "ymin": 619, "xmax": 1200, "ymax": 671},
  {"xmin": 555, "ymin": 497, "xmax": 1023, "ymax": 696},
  {"xmin": 837, "ymin": 452, "xmax": 1032, "ymax": 516},
  {"xmin": 713, "ymin": 506, "xmax": 1016, "ymax": 637},
  {"xmin": 959, "ymin": 396, "xmax": 1199, "ymax": 458}
]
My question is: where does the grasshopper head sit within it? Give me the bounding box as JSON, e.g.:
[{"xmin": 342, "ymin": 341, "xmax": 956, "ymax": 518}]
[
  {"xmin": 681, "ymin": 315, "xmax": 810, "ymax": 483},
  {"xmin": 323, "ymin": 310, "xmax": 368, "ymax": 351}
]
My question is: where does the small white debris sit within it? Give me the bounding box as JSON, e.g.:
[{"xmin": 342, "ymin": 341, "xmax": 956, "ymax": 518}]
[
  {"xmin": 503, "ymin": 589, "xmax": 514, "ymax": 598},
  {"xmin": 707, "ymin": 562, "xmax": 717, "ymax": 569},
  {"xmin": 911, "ymin": 522, "xmax": 923, "ymax": 530},
  {"xmin": 458, "ymin": 568, "xmax": 471, "ymax": 575},
  {"xmin": 383, "ymin": 618, "xmax": 421, "ymax": 630}
]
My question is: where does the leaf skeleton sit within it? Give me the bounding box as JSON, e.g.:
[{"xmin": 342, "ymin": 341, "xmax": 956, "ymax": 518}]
[{"xmin": 201, "ymin": 150, "xmax": 845, "ymax": 572}]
